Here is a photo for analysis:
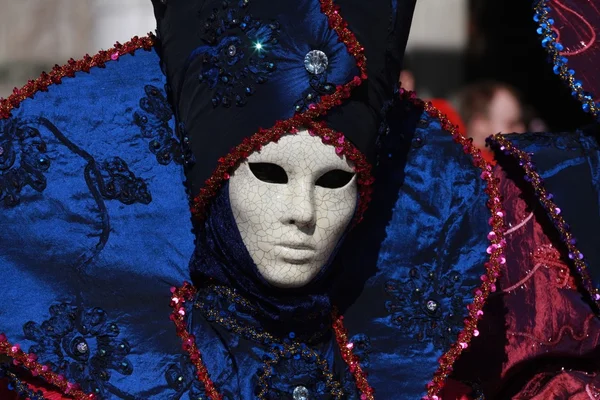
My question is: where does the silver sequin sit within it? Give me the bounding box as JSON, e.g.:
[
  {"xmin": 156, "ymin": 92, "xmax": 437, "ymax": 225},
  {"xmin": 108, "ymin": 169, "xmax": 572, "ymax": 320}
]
[
  {"xmin": 227, "ymin": 45, "xmax": 237, "ymax": 57},
  {"xmin": 76, "ymin": 342, "xmax": 89, "ymax": 354},
  {"xmin": 293, "ymin": 385, "xmax": 310, "ymax": 400},
  {"xmin": 426, "ymin": 300, "xmax": 438, "ymax": 312}
]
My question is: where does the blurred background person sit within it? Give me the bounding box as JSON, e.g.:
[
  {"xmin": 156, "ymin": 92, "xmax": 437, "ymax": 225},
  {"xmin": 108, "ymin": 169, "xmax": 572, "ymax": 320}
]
[
  {"xmin": 400, "ymin": 56, "xmax": 466, "ymax": 134},
  {"xmin": 458, "ymin": 81, "xmax": 526, "ymax": 162}
]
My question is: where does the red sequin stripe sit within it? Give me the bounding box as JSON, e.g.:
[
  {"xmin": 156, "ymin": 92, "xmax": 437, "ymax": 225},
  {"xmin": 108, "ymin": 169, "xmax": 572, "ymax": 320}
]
[
  {"xmin": 490, "ymin": 134, "xmax": 600, "ymax": 311},
  {"xmin": 332, "ymin": 311, "xmax": 374, "ymax": 400},
  {"xmin": 0, "ymin": 35, "xmax": 155, "ymax": 120},
  {"xmin": 0, "ymin": 333, "xmax": 95, "ymax": 399},
  {"xmin": 399, "ymin": 90, "xmax": 508, "ymax": 400},
  {"xmin": 169, "ymin": 282, "xmax": 223, "ymax": 400},
  {"xmin": 191, "ymin": 0, "xmax": 369, "ymax": 220}
]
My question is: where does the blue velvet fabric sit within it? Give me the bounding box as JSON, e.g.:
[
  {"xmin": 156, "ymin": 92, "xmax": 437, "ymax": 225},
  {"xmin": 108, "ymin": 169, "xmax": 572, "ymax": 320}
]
[{"xmin": 1, "ymin": 48, "xmax": 494, "ymax": 399}]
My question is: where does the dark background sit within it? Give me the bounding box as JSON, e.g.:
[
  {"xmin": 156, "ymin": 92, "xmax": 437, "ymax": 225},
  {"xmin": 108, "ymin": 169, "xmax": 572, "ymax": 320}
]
[{"xmin": 411, "ymin": 0, "xmax": 594, "ymax": 132}]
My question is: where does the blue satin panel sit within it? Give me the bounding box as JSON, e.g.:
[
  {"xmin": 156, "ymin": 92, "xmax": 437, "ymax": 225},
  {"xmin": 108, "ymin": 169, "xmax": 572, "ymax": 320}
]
[
  {"xmin": 0, "ymin": 49, "xmax": 196, "ymax": 399},
  {"xmin": 340, "ymin": 104, "xmax": 492, "ymax": 398}
]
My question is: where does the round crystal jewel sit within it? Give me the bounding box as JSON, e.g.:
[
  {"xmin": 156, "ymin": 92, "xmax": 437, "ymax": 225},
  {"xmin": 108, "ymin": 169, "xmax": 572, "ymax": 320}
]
[
  {"xmin": 426, "ymin": 300, "xmax": 438, "ymax": 312},
  {"xmin": 227, "ymin": 45, "xmax": 237, "ymax": 57},
  {"xmin": 293, "ymin": 386, "xmax": 310, "ymax": 400},
  {"xmin": 76, "ymin": 342, "xmax": 89, "ymax": 354},
  {"xmin": 304, "ymin": 50, "xmax": 328, "ymax": 75}
]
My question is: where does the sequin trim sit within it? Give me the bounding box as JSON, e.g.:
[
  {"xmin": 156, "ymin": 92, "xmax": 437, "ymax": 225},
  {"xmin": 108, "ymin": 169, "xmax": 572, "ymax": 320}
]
[
  {"xmin": 489, "ymin": 133, "xmax": 600, "ymax": 312},
  {"xmin": 534, "ymin": 0, "xmax": 599, "ymax": 117},
  {"xmin": 170, "ymin": 282, "xmax": 373, "ymax": 400},
  {"xmin": 0, "ymin": 334, "xmax": 94, "ymax": 399},
  {"xmin": 190, "ymin": 0, "xmax": 370, "ymax": 221},
  {"xmin": 332, "ymin": 311, "xmax": 374, "ymax": 400},
  {"xmin": 399, "ymin": 90, "xmax": 508, "ymax": 400},
  {"xmin": 0, "ymin": 35, "xmax": 155, "ymax": 120}
]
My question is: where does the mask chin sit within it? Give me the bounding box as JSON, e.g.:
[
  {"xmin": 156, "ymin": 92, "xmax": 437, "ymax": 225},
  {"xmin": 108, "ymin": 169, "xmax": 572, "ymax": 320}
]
[{"xmin": 228, "ymin": 130, "xmax": 358, "ymax": 289}]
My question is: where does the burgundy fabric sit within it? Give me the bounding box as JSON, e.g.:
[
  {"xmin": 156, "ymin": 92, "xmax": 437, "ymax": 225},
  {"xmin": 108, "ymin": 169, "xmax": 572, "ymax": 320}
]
[
  {"xmin": 451, "ymin": 165, "xmax": 600, "ymax": 398},
  {"xmin": 549, "ymin": 0, "xmax": 600, "ymax": 103},
  {"xmin": 478, "ymin": 166, "xmax": 600, "ymax": 399}
]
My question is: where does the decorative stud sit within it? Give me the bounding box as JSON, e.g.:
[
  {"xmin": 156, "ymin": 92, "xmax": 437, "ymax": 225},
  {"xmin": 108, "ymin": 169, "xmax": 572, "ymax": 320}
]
[
  {"xmin": 426, "ymin": 300, "xmax": 438, "ymax": 313},
  {"xmin": 304, "ymin": 50, "xmax": 328, "ymax": 75},
  {"xmin": 293, "ymin": 385, "xmax": 310, "ymax": 400},
  {"xmin": 227, "ymin": 45, "xmax": 237, "ymax": 57}
]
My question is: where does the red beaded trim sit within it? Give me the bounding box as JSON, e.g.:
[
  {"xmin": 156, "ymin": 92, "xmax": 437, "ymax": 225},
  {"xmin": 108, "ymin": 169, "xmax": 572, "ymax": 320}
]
[
  {"xmin": 170, "ymin": 283, "xmax": 222, "ymax": 400},
  {"xmin": 0, "ymin": 333, "xmax": 95, "ymax": 399},
  {"xmin": 398, "ymin": 90, "xmax": 508, "ymax": 399},
  {"xmin": 191, "ymin": 0, "xmax": 369, "ymax": 221},
  {"xmin": 170, "ymin": 283, "xmax": 373, "ymax": 400},
  {"xmin": 332, "ymin": 311, "xmax": 374, "ymax": 400},
  {"xmin": 0, "ymin": 35, "xmax": 155, "ymax": 120},
  {"xmin": 489, "ymin": 133, "xmax": 600, "ymax": 311}
]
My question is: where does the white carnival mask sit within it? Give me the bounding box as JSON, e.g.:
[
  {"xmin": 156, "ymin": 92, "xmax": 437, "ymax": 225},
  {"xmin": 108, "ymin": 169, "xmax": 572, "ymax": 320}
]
[{"xmin": 229, "ymin": 130, "xmax": 358, "ymax": 288}]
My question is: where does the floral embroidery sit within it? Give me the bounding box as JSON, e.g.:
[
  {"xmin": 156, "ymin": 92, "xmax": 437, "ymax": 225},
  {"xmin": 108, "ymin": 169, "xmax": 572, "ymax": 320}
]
[
  {"xmin": 165, "ymin": 356, "xmax": 208, "ymax": 400},
  {"xmin": 22, "ymin": 303, "xmax": 134, "ymax": 399},
  {"xmin": 384, "ymin": 266, "xmax": 465, "ymax": 348},
  {"xmin": 133, "ymin": 85, "xmax": 184, "ymax": 166},
  {"xmin": 195, "ymin": 0, "xmax": 280, "ymax": 108},
  {"xmin": 534, "ymin": 244, "xmax": 577, "ymax": 290},
  {"xmin": 97, "ymin": 157, "xmax": 152, "ymax": 205},
  {"xmin": 0, "ymin": 119, "xmax": 50, "ymax": 207}
]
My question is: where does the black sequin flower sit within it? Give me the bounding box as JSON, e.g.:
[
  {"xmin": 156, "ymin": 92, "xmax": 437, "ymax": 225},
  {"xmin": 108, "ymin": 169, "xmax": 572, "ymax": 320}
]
[
  {"xmin": 384, "ymin": 265, "xmax": 467, "ymax": 348},
  {"xmin": 23, "ymin": 303, "xmax": 134, "ymax": 398}
]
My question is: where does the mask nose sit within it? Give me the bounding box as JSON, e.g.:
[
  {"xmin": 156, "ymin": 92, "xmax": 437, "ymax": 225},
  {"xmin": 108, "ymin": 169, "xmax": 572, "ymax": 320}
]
[{"xmin": 282, "ymin": 179, "xmax": 316, "ymax": 229}]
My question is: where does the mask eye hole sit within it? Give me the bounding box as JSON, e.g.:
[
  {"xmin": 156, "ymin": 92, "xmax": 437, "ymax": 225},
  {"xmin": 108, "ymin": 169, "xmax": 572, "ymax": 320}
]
[
  {"xmin": 249, "ymin": 163, "xmax": 288, "ymax": 184},
  {"xmin": 315, "ymin": 170, "xmax": 355, "ymax": 189}
]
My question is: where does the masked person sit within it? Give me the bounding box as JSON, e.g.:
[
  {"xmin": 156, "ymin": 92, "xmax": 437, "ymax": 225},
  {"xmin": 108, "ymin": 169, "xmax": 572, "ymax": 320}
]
[{"xmin": 1, "ymin": 1, "xmax": 599, "ymax": 400}]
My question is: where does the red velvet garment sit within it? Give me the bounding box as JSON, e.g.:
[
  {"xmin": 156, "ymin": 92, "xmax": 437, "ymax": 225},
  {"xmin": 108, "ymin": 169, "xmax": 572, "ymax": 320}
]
[{"xmin": 454, "ymin": 167, "xmax": 600, "ymax": 399}]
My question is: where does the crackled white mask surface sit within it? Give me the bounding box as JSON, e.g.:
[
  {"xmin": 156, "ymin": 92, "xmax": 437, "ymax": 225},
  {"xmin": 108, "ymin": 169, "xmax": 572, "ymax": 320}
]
[{"xmin": 229, "ymin": 130, "xmax": 358, "ymax": 288}]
